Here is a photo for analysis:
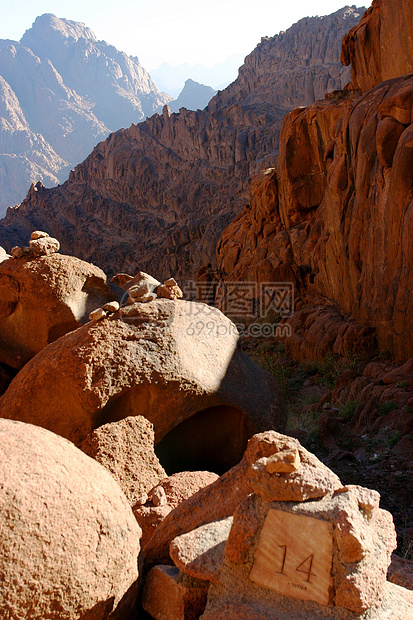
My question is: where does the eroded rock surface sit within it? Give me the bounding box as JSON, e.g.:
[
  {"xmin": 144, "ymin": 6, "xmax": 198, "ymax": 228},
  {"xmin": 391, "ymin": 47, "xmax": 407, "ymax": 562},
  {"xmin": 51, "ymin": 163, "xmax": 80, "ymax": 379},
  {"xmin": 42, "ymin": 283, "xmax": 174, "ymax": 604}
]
[
  {"xmin": 342, "ymin": 0, "xmax": 413, "ymax": 92},
  {"xmin": 217, "ymin": 68, "xmax": 413, "ymax": 361},
  {"xmin": 80, "ymin": 415, "xmax": 166, "ymax": 506}
]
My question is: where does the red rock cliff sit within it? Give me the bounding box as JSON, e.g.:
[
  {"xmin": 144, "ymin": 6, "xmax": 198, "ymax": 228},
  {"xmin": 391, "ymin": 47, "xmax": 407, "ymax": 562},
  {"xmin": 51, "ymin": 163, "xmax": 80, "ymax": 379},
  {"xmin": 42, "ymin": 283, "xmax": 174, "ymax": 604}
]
[
  {"xmin": 217, "ymin": 0, "xmax": 413, "ymax": 362},
  {"xmin": 342, "ymin": 0, "xmax": 413, "ymax": 92}
]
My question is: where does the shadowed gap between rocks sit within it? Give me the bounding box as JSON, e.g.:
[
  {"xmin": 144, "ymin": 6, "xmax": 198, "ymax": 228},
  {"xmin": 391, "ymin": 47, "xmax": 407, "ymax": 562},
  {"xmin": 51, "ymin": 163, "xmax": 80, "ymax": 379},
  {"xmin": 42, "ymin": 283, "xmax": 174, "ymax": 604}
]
[
  {"xmin": 95, "ymin": 390, "xmax": 250, "ymax": 476},
  {"xmin": 0, "ymin": 362, "xmax": 17, "ymax": 396},
  {"xmin": 154, "ymin": 405, "xmax": 250, "ymax": 476}
]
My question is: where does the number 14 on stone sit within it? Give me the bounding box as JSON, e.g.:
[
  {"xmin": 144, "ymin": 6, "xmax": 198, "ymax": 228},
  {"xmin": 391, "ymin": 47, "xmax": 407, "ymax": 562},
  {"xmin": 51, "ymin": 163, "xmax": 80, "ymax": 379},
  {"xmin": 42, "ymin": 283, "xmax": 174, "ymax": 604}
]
[{"xmin": 249, "ymin": 509, "xmax": 334, "ymax": 606}]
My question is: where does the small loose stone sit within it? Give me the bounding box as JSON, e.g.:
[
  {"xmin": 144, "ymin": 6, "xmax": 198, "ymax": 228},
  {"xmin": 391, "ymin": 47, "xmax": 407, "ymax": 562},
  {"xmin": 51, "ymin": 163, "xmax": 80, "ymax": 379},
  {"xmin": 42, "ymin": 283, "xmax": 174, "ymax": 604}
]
[
  {"xmin": 265, "ymin": 449, "xmax": 301, "ymax": 474},
  {"xmin": 89, "ymin": 308, "xmax": 107, "ymax": 321},
  {"xmin": 29, "ymin": 237, "xmax": 60, "ymax": 257},
  {"xmin": 157, "ymin": 284, "xmax": 183, "ymax": 300},
  {"xmin": 11, "ymin": 246, "xmax": 24, "ymax": 258},
  {"xmin": 11, "ymin": 246, "xmax": 33, "ymax": 259},
  {"xmin": 30, "ymin": 230, "xmax": 49, "ymax": 240},
  {"xmin": 151, "ymin": 486, "xmax": 167, "ymax": 507},
  {"xmin": 103, "ymin": 301, "xmax": 120, "ymax": 313}
]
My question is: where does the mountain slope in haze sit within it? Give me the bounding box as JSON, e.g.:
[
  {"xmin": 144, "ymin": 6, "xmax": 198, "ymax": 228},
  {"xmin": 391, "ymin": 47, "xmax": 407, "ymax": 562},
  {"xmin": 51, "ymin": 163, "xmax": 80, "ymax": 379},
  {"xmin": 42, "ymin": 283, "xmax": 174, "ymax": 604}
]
[
  {"xmin": 0, "ymin": 14, "xmax": 171, "ymax": 216},
  {"xmin": 20, "ymin": 14, "xmax": 170, "ymax": 132},
  {"xmin": 0, "ymin": 6, "xmax": 365, "ymax": 280},
  {"xmin": 160, "ymin": 79, "xmax": 217, "ymax": 113},
  {"xmin": 0, "ymin": 73, "xmax": 70, "ymax": 211},
  {"xmin": 150, "ymin": 55, "xmax": 244, "ymax": 98}
]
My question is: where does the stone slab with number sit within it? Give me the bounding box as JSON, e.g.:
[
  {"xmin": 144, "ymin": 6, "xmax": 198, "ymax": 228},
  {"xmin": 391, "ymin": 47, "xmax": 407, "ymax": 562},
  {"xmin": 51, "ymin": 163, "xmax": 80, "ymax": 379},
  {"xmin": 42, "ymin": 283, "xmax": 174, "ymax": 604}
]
[{"xmin": 249, "ymin": 508, "xmax": 333, "ymax": 606}]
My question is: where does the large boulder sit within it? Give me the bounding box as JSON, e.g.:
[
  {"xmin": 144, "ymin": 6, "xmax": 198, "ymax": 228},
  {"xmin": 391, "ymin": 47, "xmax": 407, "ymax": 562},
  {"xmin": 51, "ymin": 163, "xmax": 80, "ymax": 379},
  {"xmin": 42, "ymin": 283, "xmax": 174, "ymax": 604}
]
[
  {"xmin": 0, "ymin": 300, "xmax": 286, "ymax": 461},
  {"xmin": 0, "ymin": 251, "xmax": 115, "ymax": 369},
  {"xmin": 0, "ymin": 418, "xmax": 141, "ymax": 619}
]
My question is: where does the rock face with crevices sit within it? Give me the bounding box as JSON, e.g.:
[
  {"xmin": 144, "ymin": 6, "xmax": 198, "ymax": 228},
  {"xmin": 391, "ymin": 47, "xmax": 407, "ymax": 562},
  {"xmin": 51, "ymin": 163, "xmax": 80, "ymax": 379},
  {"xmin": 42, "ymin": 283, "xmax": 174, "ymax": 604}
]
[
  {"xmin": 341, "ymin": 0, "xmax": 413, "ymax": 92},
  {"xmin": 216, "ymin": 1, "xmax": 413, "ymax": 362},
  {"xmin": 0, "ymin": 299, "xmax": 286, "ymax": 450},
  {"xmin": 0, "ymin": 7, "xmax": 365, "ymax": 280},
  {"xmin": 0, "ymin": 418, "xmax": 141, "ymax": 620}
]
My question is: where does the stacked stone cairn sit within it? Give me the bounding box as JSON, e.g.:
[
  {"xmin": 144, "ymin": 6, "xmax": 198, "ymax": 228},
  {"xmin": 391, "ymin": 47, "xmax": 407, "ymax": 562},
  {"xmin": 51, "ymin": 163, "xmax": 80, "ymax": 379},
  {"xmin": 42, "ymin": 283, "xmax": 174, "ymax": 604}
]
[
  {"xmin": 89, "ymin": 271, "xmax": 184, "ymax": 321},
  {"xmin": 10, "ymin": 230, "xmax": 60, "ymax": 259}
]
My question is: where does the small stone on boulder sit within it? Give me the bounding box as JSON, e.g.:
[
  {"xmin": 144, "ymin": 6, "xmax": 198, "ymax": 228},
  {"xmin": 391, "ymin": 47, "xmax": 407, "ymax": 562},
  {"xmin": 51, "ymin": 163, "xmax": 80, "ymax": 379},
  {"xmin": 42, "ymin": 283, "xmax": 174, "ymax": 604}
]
[
  {"xmin": 110, "ymin": 272, "xmax": 134, "ymax": 288},
  {"xmin": 29, "ymin": 236, "xmax": 60, "ymax": 257},
  {"xmin": 30, "ymin": 230, "xmax": 49, "ymax": 240},
  {"xmin": 247, "ymin": 432, "xmax": 342, "ymax": 502},
  {"xmin": 11, "ymin": 246, "xmax": 32, "ymax": 259},
  {"xmin": 157, "ymin": 283, "xmax": 184, "ymax": 300},
  {"xmin": 89, "ymin": 307, "xmax": 106, "ymax": 321},
  {"xmin": 102, "ymin": 300, "xmax": 120, "ymax": 313},
  {"xmin": 127, "ymin": 271, "xmax": 160, "ymax": 299},
  {"xmin": 264, "ymin": 448, "xmax": 301, "ymax": 473}
]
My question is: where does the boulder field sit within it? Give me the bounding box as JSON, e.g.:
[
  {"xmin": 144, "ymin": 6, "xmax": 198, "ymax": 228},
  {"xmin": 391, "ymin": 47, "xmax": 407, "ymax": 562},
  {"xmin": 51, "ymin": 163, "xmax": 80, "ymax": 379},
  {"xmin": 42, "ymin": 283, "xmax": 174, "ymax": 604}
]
[{"xmin": 0, "ymin": 248, "xmax": 286, "ymax": 474}]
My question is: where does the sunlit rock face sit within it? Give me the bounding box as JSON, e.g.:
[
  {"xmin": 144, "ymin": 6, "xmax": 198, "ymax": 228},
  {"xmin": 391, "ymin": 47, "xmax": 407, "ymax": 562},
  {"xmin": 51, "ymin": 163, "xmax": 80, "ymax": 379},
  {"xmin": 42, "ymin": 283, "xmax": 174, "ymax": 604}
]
[
  {"xmin": 0, "ymin": 298, "xmax": 286, "ymax": 448},
  {"xmin": 216, "ymin": 1, "xmax": 413, "ymax": 362}
]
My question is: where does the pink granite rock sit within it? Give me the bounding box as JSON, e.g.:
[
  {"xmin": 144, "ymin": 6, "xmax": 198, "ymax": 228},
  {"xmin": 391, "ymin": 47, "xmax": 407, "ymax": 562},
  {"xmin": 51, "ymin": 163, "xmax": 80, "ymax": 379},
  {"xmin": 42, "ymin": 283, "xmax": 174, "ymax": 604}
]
[
  {"xmin": 0, "ymin": 418, "xmax": 141, "ymax": 619},
  {"xmin": 80, "ymin": 415, "xmax": 166, "ymax": 506},
  {"xmin": 170, "ymin": 518, "xmax": 233, "ymax": 584}
]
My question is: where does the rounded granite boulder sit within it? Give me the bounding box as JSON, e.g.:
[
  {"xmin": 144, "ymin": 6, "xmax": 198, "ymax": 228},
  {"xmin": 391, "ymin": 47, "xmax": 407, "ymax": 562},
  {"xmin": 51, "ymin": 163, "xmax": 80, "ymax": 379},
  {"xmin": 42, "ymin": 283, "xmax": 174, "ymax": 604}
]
[{"xmin": 0, "ymin": 418, "xmax": 141, "ymax": 619}]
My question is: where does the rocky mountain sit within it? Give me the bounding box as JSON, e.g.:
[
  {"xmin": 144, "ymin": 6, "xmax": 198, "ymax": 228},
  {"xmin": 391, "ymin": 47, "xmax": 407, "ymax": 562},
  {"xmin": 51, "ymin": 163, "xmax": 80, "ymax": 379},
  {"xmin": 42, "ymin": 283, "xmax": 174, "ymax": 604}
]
[
  {"xmin": 163, "ymin": 79, "xmax": 217, "ymax": 113},
  {"xmin": 0, "ymin": 14, "xmax": 171, "ymax": 216},
  {"xmin": 0, "ymin": 74, "xmax": 70, "ymax": 210},
  {"xmin": 216, "ymin": 0, "xmax": 413, "ymax": 362},
  {"xmin": 0, "ymin": 6, "xmax": 365, "ymax": 280}
]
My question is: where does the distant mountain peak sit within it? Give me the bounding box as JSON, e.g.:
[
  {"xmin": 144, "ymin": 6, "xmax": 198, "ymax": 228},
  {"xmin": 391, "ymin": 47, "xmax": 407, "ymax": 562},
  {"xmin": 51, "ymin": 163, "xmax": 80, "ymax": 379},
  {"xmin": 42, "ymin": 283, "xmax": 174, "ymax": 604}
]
[{"xmin": 22, "ymin": 14, "xmax": 97, "ymax": 45}]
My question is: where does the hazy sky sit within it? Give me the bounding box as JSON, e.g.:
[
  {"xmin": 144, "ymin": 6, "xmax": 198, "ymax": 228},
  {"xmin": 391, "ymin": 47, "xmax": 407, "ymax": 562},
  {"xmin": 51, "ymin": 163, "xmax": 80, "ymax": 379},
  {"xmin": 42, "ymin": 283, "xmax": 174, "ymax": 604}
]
[{"xmin": 0, "ymin": 1, "xmax": 369, "ymax": 69}]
